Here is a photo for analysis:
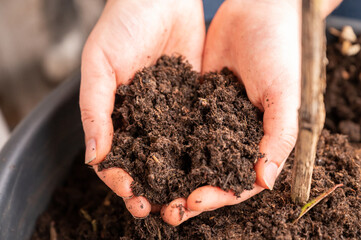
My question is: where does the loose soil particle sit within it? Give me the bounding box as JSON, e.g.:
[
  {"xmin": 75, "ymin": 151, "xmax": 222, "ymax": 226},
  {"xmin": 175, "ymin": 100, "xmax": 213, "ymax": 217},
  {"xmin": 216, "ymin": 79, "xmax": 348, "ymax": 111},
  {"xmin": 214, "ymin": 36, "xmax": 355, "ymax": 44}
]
[
  {"xmin": 31, "ymin": 130, "xmax": 361, "ymax": 239},
  {"xmin": 98, "ymin": 55, "xmax": 263, "ymax": 205},
  {"xmin": 325, "ymin": 34, "xmax": 361, "ymax": 142}
]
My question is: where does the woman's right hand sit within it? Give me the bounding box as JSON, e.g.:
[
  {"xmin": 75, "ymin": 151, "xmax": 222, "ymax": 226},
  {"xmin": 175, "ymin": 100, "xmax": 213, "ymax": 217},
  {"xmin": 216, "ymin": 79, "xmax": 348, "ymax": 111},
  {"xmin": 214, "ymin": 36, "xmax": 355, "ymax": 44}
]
[{"xmin": 80, "ymin": 0, "xmax": 205, "ymax": 218}]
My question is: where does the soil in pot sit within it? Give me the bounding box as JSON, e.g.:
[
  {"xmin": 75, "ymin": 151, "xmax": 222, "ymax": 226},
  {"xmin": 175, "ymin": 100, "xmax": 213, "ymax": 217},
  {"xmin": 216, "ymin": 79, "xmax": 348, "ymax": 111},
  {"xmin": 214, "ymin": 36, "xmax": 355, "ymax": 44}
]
[
  {"xmin": 31, "ymin": 130, "xmax": 361, "ymax": 240},
  {"xmin": 325, "ymin": 30, "xmax": 361, "ymax": 143}
]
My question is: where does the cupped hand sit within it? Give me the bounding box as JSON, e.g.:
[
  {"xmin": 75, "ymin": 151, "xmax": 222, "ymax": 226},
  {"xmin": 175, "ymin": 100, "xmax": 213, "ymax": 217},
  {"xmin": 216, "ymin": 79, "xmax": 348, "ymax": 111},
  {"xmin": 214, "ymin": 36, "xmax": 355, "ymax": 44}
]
[
  {"xmin": 80, "ymin": 0, "xmax": 205, "ymax": 218},
  {"xmin": 161, "ymin": 0, "xmax": 342, "ymax": 226}
]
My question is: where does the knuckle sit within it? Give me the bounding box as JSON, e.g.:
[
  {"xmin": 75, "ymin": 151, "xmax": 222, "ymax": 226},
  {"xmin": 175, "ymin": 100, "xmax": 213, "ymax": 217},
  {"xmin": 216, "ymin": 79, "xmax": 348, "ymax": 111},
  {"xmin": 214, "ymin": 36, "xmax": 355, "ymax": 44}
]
[
  {"xmin": 278, "ymin": 131, "xmax": 298, "ymax": 158},
  {"xmin": 80, "ymin": 107, "xmax": 110, "ymax": 126},
  {"xmin": 80, "ymin": 107, "xmax": 96, "ymax": 124}
]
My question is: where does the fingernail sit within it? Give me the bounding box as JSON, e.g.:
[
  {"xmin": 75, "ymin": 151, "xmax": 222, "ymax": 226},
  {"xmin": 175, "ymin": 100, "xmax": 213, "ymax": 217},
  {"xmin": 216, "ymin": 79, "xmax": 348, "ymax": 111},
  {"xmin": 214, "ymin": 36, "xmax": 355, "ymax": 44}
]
[
  {"xmin": 85, "ymin": 138, "xmax": 96, "ymax": 164},
  {"xmin": 263, "ymin": 162, "xmax": 278, "ymax": 190}
]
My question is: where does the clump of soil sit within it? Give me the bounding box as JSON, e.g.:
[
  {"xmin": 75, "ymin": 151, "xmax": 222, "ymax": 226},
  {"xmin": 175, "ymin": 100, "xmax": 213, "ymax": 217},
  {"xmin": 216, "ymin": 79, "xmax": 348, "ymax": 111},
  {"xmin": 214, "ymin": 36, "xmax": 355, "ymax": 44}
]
[
  {"xmin": 98, "ymin": 55, "xmax": 263, "ymax": 205},
  {"xmin": 325, "ymin": 34, "xmax": 361, "ymax": 142},
  {"xmin": 31, "ymin": 130, "xmax": 361, "ymax": 239}
]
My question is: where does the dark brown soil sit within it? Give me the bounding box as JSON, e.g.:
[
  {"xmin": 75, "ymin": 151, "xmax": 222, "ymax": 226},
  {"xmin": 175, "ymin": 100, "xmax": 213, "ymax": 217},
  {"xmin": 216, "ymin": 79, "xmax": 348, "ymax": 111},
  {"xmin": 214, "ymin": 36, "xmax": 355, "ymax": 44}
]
[
  {"xmin": 98, "ymin": 56, "xmax": 263, "ymax": 205},
  {"xmin": 325, "ymin": 34, "xmax": 361, "ymax": 142},
  {"xmin": 31, "ymin": 130, "xmax": 361, "ymax": 239}
]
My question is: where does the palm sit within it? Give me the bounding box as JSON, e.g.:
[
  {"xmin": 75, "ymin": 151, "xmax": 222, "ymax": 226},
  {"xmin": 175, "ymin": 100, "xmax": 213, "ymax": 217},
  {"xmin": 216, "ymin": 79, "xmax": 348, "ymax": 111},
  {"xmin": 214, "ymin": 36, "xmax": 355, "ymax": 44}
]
[
  {"xmin": 86, "ymin": 0, "xmax": 205, "ymax": 82},
  {"xmin": 80, "ymin": 0, "xmax": 205, "ymax": 218}
]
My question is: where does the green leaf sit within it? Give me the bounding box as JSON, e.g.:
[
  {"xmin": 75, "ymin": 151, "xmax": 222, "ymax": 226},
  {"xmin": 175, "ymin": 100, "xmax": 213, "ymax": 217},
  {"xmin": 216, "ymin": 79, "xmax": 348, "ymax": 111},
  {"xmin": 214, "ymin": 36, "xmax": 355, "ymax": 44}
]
[{"xmin": 293, "ymin": 183, "xmax": 343, "ymax": 224}]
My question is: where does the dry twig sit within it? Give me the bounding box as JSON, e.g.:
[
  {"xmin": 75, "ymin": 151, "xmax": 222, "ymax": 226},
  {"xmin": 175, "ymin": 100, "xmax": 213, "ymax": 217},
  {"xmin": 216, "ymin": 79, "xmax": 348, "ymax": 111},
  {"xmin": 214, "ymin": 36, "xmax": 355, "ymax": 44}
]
[{"xmin": 291, "ymin": 0, "xmax": 326, "ymax": 204}]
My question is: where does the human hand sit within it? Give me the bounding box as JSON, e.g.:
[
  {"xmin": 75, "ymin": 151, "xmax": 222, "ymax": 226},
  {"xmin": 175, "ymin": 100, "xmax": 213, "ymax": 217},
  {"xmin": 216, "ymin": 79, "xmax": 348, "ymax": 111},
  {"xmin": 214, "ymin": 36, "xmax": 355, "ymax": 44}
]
[
  {"xmin": 161, "ymin": 0, "xmax": 342, "ymax": 226},
  {"xmin": 80, "ymin": 0, "xmax": 205, "ymax": 218}
]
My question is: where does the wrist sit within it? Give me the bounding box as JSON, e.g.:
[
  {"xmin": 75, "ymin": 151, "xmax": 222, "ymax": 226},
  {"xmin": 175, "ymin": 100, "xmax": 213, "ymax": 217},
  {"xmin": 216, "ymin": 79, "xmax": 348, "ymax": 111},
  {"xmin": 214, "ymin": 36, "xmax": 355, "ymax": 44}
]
[
  {"xmin": 225, "ymin": 0, "xmax": 300, "ymax": 12},
  {"xmin": 225, "ymin": 0, "xmax": 341, "ymax": 19}
]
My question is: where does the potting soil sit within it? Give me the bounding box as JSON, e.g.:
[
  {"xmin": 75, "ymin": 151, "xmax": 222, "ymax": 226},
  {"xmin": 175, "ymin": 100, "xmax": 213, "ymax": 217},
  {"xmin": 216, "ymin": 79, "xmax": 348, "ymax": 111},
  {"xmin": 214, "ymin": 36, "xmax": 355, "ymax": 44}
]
[{"xmin": 98, "ymin": 55, "xmax": 263, "ymax": 205}]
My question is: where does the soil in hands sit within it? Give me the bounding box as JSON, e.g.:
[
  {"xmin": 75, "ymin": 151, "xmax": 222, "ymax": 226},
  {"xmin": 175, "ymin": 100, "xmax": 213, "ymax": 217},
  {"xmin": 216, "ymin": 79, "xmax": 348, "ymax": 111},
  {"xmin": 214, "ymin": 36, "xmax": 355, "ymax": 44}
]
[
  {"xmin": 31, "ymin": 130, "xmax": 361, "ymax": 239},
  {"xmin": 98, "ymin": 55, "xmax": 263, "ymax": 205},
  {"xmin": 325, "ymin": 34, "xmax": 361, "ymax": 142}
]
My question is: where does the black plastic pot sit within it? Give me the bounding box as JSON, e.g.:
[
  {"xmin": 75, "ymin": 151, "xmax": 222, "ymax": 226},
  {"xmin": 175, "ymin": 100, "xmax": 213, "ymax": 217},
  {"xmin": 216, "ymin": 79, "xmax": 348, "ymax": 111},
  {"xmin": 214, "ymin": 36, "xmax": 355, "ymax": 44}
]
[
  {"xmin": 0, "ymin": 17, "xmax": 360, "ymax": 240},
  {"xmin": 0, "ymin": 73, "xmax": 84, "ymax": 239}
]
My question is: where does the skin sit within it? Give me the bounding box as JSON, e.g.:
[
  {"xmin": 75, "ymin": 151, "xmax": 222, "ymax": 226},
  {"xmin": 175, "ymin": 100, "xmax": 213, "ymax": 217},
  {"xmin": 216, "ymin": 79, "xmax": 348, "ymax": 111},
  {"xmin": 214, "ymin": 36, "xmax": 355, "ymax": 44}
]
[{"xmin": 81, "ymin": 0, "xmax": 342, "ymax": 224}]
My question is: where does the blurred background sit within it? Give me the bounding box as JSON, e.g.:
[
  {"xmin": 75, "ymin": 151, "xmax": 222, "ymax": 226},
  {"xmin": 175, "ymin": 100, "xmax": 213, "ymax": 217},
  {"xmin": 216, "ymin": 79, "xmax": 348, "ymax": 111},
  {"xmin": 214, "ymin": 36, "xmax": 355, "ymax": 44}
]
[
  {"xmin": 0, "ymin": 0, "xmax": 360, "ymax": 149},
  {"xmin": 0, "ymin": 0, "xmax": 105, "ymax": 131}
]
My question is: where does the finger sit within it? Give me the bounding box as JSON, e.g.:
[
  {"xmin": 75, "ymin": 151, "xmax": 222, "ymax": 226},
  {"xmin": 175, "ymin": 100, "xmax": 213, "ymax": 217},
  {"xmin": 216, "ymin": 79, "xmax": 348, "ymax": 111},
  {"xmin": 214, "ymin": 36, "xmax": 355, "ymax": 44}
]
[
  {"xmin": 186, "ymin": 185, "xmax": 264, "ymax": 212},
  {"xmin": 124, "ymin": 196, "xmax": 152, "ymax": 218},
  {"xmin": 80, "ymin": 43, "xmax": 116, "ymax": 165},
  {"xmin": 161, "ymin": 198, "xmax": 201, "ymax": 226},
  {"xmin": 93, "ymin": 165, "xmax": 152, "ymax": 217},
  {"xmin": 255, "ymin": 87, "xmax": 299, "ymax": 190},
  {"xmin": 93, "ymin": 165, "xmax": 133, "ymax": 198}
]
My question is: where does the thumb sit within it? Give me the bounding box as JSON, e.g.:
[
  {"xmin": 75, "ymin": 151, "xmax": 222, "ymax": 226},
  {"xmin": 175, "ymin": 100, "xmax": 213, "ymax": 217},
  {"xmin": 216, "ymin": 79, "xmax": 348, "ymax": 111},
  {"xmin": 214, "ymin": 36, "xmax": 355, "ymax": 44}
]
[
  {"xmin": 255, "ymin": 86, "xmax": 299, "ymax": 190},
  {"xmin": 80, "ymin": 44, "xmax": 116, "ymax": 165}
]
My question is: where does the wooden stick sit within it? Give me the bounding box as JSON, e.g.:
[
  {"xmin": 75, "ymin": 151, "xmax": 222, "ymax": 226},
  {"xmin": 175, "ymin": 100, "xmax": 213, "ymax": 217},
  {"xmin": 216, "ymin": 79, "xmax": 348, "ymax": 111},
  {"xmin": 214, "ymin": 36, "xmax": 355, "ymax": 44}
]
[{"xmin": 291, "ymin": 0, "xmax": 326, "ymax": 205}]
